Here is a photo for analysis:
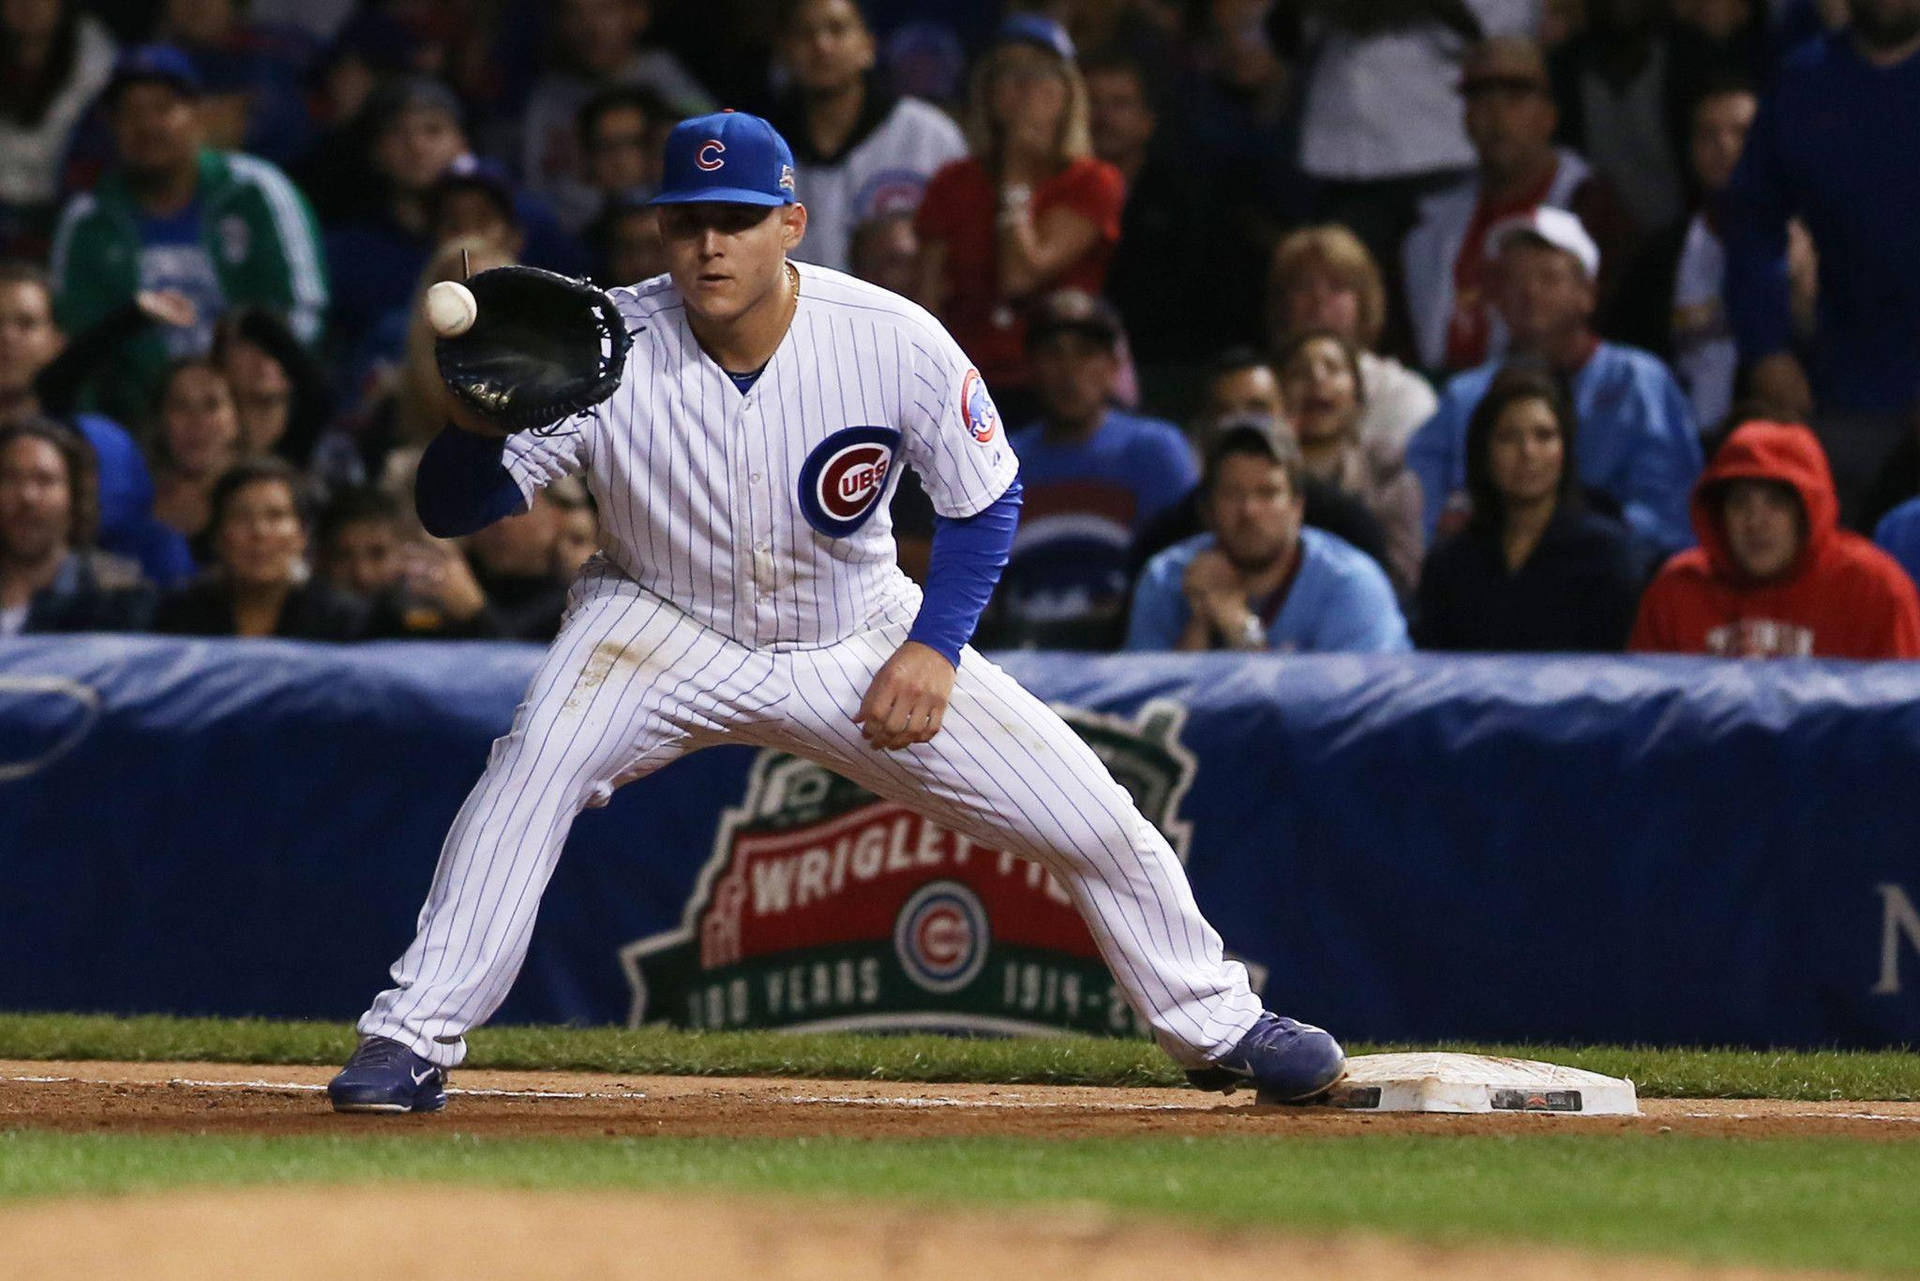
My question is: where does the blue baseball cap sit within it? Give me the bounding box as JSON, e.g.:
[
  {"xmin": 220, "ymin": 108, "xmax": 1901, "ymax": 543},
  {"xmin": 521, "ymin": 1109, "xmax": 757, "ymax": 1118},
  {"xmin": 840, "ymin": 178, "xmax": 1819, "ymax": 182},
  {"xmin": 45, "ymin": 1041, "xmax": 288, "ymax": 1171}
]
[
  {"xmin": 995, "ymin": 13, "xmax": 1075, "ymax": 61},
  {"xmin": 650, "ymin": 110, "xmax": 798, "ymax": 208},
  {"xmin": 105, "ymin": 44, "xmax": 203, "ymax": 103}
]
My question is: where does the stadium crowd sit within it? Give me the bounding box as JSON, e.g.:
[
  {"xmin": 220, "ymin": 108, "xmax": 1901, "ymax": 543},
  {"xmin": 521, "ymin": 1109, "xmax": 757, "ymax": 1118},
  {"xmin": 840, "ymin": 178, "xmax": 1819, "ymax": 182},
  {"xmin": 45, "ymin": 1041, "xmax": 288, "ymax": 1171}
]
[{"xmin": 4, "ymin": 0, "xmax": 1920, "ymax": 660}]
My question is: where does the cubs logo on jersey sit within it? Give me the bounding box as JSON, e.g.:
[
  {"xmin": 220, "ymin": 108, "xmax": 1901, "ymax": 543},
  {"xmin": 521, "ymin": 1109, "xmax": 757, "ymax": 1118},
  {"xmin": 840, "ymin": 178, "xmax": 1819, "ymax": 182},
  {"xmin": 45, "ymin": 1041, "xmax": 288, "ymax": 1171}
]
[
  {"xmin": 961, "ymin": 369, "xmax": 999, "ymax": 444},
  {"xmin": 797, "ymin": 425, "xmax": 901, "ymax": 537}
]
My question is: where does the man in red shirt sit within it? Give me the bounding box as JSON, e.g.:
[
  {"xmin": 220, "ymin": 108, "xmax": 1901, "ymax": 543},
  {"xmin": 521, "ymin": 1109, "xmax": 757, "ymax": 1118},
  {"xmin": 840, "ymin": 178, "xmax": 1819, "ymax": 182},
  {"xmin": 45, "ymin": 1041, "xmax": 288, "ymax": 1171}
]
[
  {"xmin": 1401, "ymin": 35, "xmax": 1635, "ymax": 374},
  {"xmin": 1632, "ymin": 421, "xmax": 1920, "ymax": 659}
]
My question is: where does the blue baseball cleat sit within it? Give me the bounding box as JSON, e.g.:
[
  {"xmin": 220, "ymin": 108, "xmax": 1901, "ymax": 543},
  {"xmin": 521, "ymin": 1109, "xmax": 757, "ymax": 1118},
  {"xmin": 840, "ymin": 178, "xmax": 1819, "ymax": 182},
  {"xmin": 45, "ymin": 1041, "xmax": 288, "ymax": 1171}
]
[
  {"xmin": 1186, "ymin": 1013, "xmax": 1347, "ymax": 1104},
  {"xmin": 327, "ymin": 1036, "xmax": 448, "ymax": 1114}
]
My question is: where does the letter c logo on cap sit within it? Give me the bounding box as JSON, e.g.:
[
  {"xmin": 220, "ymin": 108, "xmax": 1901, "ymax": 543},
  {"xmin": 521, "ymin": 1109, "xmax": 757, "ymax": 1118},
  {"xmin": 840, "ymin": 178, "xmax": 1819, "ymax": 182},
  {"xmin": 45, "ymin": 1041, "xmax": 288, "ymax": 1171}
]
[{"xmin": 695, "ymin": 140, "xmax": 726, "ymax": 171}]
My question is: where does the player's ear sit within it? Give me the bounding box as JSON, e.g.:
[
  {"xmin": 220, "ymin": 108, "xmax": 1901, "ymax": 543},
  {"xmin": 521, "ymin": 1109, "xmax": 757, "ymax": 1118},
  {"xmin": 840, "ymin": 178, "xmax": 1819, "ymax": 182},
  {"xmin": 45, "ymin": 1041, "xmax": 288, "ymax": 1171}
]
[{"xmin": 781, "ymin": 203, "xmax": 808, "ymax": 252}]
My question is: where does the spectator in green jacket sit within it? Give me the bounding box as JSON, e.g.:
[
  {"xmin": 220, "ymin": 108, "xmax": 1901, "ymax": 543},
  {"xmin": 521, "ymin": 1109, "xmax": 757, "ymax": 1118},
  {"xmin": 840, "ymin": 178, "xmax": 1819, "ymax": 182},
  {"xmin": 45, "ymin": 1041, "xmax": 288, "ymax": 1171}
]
[{"xmin": 46, "ymin": 45, "xmax": 326, "ymax": 428}]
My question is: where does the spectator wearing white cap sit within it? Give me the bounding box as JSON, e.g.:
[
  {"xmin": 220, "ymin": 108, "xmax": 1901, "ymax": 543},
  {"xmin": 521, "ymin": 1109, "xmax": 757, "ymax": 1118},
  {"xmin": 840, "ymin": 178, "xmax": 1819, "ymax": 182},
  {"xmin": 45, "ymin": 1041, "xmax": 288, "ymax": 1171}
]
[
  {"xmin": 1406, "ymin": 206, "xmax": 1703, "ymax": 554},
  {"xmin": 1401, "ymin": 34, "xmax": 1638, "ymax": 376}
]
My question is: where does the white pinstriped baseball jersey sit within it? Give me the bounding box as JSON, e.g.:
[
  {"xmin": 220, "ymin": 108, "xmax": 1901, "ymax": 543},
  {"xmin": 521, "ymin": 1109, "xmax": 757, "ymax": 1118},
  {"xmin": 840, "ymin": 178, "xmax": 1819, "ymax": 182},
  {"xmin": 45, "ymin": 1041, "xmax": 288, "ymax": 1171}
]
[
  {"xmin": 356, "ymin": 261, "xmax": 1266, "ymax": 1075},
  {"xmin": 501, "ymin": 262, "xmax": 1019, "ymax": 647}
]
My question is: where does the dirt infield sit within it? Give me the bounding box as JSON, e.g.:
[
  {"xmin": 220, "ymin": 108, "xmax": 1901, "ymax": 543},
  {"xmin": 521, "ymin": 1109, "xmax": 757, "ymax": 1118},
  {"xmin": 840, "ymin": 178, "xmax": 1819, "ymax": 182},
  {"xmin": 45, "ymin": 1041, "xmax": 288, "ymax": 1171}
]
[
  {"xmin": 3, "ymin": 1060, "xmax": 1918, "ymax": 1140},
  {"xmin": 0, "ymin": 1185, "xmax": 1870, "ymax": 1281}
]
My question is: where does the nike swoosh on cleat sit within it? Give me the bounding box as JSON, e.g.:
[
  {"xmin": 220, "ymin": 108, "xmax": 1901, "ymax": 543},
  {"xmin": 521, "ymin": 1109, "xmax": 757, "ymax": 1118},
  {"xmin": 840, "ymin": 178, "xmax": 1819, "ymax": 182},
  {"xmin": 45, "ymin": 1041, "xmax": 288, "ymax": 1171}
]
[{"xmin": 411, "ymin": 1066, "xmax": 437, "ymax": 1085}]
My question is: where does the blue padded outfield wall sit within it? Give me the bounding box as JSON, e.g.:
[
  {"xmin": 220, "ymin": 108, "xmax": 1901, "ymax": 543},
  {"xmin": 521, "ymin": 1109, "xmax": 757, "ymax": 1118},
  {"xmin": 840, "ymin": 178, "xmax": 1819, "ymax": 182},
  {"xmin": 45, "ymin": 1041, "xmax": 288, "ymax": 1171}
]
[{"xmin": 2, "ymin": 635, "xmax": 1917, "ymax": 1049}]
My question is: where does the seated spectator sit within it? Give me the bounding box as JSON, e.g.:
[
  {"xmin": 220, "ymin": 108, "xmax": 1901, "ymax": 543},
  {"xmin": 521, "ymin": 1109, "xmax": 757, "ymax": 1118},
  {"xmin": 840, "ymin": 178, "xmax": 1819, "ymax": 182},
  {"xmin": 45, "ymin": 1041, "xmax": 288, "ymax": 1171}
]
[
  {"xmin": 50, "ymin": 45, "xmax": 327, "ymax": 429},
  {"xmin": 588, "ymin": 195, "xmax": 665, "ymax": 287},
  {"xmin": 772, "ymin": 0, "xmax": 965, "ymax": 274},
  {"xmin": 1277, "ymin": 330, "xmax": 1425, "ymax": 595},
  {"xmin": 1632, "ymin": 420, "xmax": 1920, "ymax": 657},
  {"xmin": 325, "ymin": 78, "xmax": 582, "ymax": 372},
  {"xmin": 1417, "ymin": 367, "xmax": 1646, "ymax": 651},
  {"xmin": 1407, "ymin": 208, "xmax": 1702, "ymax": 554},
  {"xmin": 990, "ymin": 290, "xmax": 1193, "ymax": 649},
  {"xmin": 156, "ymin": 0, "xmax": 318, "ymax": 164},
  {"xmin": 1402, "ymin": 35, "xmax": 1636, "ymax": 375},
  {"xmin": 1126, "ymin": 422, "xmax": 1409, "ymax": 654},
  {"xmin": 914, "ymin": 16, "xmax": 1123, "ymax": 408},
  {"xmin": 463, "ymin": 488, "xmax": 569, "ymax": 641},
  {"xmin": 431, "ymin": 157, "xmax": 527, "ymax": 259},
  {"xmin": 1085, "ymin": 49, "xmax": 1237, "ymax": 366},
  {"xmin": 1875, "ymin": 495, "xmax": 1920, "ymax": 593},
  {"xmin": 1267, "ymin": 224, "xmax": 1437, "ymax": 469},
  {"xmin": 1128, "ymin": 350, "xmax": 1392, "ymax": 577},
  {"xmin": 575, "ymin": 85, "xmax": 675, "ymax": 242},
  {"xmin": 517, "ymin": 0, "xmax": 713, "ymax": 230},
  {"xmin": 0, "ymin": 419, "xmax": 154, "ymax": 634},
  {"xmin": 147, "ymin": 356, "xmax": 241, "ymax": 566},
  {"xmin": 1605, "ymin": 77, "xmax": 1781, "ymax": 433},
  {"xmin": 0, "ymin": 0, "xmax": 116, "ymax": 258},
  {"xmin": 153, "ymin": 456, "xmax": 366, "ymax": 638},
  {"xmin": 314, "ymin": 485, "xmax": 499, "ymax": 639},
  {"xmin": 210, "ymin": 306, "xmax": 336, "ymax": 472},
  {"xmin": 0, "ymin": 260, "xmax": 188, "ymax": 583},
  {"xmin": 848, "ymin": 212, "xmax": 918, "ymax": 297}
]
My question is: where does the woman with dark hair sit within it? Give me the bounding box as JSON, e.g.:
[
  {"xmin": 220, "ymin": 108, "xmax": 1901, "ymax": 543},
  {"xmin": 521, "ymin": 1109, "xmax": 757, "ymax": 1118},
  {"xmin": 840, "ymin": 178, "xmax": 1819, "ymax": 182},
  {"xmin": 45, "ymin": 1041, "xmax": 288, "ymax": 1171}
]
[
  {"xmin": 153, "ymin": 456, "xmax": 366, "ymax": 639},
  {"xmin": 210, "ymin": 306, "xmax": 338, "ymax": 473},
  {"xmin": 146, "ymin": 357, "xmax": 242, "ymax": 568},
  {"xmin": 1415, "ymin": 365, "xmax": 1647, "ymax": 651},
  {"xmin": 912, "ymin": 15, "xmax": 1123, "ymax": 407},
  {"xmin": 0, "ymin": 0, "xmax": 116, "ymax": 253},
  {"xmin": 0, "ymin": 417, "xmax": 153, "ymax": 633}
]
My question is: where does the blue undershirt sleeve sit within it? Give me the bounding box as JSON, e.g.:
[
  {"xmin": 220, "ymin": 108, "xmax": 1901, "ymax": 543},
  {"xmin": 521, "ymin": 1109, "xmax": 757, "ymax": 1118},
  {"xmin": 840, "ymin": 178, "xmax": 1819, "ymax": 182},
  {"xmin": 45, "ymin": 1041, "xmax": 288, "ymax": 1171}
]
[
  {"xmin": 415, "ymin": 424, "xmax": 532, "ymax": 539},
  {"xmin": 905, "ymin": 478, "xmax": 1023, "ymax": 666}
]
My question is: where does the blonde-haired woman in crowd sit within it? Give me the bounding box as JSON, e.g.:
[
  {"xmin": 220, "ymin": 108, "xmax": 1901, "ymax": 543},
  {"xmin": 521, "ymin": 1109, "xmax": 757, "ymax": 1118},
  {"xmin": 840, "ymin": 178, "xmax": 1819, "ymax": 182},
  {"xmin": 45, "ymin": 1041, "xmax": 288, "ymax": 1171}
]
[
  {"xmin": 914, "ymin": 15, "xmax": 1124, "ymax": 410},
  {"xmin": 1268, "ymin": 224, "xmax": 1437, "ymax": 470}
]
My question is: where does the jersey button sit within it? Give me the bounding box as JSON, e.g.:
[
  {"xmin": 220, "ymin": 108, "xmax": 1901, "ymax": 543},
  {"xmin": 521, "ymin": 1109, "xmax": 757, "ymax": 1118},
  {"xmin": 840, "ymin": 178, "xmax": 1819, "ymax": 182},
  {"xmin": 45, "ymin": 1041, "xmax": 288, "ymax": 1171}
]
[{"xmin": 749, "ymin": 473, "xmax": 762, "ymax": 484}]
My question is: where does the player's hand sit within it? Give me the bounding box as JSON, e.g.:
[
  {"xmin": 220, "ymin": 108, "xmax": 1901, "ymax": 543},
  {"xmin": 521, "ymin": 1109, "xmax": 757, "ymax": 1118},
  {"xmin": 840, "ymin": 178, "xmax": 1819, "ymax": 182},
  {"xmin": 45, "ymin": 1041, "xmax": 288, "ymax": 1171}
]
[{"xmin": 853, "ymin": 641, "xmax": 955, "ymax": 751}]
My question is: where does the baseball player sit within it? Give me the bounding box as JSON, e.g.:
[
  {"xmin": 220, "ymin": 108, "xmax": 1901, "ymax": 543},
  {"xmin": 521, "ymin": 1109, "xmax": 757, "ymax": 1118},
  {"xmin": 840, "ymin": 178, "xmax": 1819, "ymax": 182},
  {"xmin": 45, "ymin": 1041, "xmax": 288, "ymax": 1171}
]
[{"xmin": 327, "ymin": 111, "xmax": 1345, "ymax": 1113}]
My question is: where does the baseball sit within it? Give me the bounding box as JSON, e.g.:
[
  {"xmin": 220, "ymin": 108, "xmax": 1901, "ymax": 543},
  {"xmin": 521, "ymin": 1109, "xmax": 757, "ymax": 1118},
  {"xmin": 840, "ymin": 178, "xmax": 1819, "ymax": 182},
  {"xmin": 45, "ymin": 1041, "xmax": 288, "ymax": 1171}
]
[{"xmin": 425, "ymin": 280, "xmax": 477, "ymax": 337}]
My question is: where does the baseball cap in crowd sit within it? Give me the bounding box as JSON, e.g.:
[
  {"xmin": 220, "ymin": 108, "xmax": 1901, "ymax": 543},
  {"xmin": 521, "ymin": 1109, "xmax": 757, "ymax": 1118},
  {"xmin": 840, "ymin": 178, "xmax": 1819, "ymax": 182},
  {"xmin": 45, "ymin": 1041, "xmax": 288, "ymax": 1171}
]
[
  {"xmin": 1458, "ymin": 35, "xmax": 1551, "ymax": 95},
  {"xmin": 650, "ymin": 111, "xmax": 798, "ymax": 207},
  {"xmin": 1026, "ymin": 289, "xmax": 1124, "ymax": 352},
  {"xmin": 1490, "ymin": 206, "xmax": 1601, "ymax": 281},
  {"xmin": 1203, "ymin": 414, "xmax": 1305, "ymax": 484},
  {"xmin": 433, "ymin": 154, "xmax": 518, "ymax": 222},
  {"xmin": 995, "ymin": 12, "xmax": 1076, "ymax": 61},
  {"xmin": 104, "ymin": 45, "xmax": 202, "ymax": 104}
]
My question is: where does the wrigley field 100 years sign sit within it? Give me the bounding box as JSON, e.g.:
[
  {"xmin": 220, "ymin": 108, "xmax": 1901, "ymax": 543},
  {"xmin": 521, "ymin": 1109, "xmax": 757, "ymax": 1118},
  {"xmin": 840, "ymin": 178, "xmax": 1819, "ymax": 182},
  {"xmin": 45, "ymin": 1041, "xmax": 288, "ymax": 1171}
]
[{"xmin": 620, "ymin": 701, "xmax": 1201, "ymax": 1037}]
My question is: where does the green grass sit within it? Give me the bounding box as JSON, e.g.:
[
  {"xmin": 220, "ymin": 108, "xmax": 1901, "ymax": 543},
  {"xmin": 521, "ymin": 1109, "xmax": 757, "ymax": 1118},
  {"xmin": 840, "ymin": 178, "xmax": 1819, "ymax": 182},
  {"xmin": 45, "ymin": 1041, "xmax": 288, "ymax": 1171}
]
[
  {"xmin": 0, "ymin": 1011, "xmax": 1914, "ymax": 1099},
  {"xmin": 2, "ymin": 1131, "xmax": 1917, "ymax": 1276}
]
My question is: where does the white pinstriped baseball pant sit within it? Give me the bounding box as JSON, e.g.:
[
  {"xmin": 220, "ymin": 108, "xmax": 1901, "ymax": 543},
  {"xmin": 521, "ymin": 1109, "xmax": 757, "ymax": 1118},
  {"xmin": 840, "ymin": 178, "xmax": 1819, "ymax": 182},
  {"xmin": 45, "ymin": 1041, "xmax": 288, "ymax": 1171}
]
[{"xmin": 358, "ymin": 570, "xmax": 1264, "ymax": 1068}]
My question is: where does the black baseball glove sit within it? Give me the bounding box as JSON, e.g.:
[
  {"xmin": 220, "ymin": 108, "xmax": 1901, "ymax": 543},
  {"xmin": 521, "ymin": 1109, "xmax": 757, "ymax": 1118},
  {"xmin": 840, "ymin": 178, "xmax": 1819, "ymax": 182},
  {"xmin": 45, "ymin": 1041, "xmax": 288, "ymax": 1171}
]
[{"xmin": 434, "ymin": 266, "xmax": 632, "ymax": 434}]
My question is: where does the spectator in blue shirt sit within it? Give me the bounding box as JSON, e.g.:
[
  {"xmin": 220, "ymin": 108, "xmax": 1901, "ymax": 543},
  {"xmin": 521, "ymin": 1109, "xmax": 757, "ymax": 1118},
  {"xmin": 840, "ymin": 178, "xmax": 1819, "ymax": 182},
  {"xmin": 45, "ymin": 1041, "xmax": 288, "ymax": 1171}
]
[
  {"xmin": 1126, "ymin": 422, "xmax": 1409, "ymax": 654},
  {"xmin": 1721, "ymin": 1, "xmax": 1920, "ymax": 526},
  {"xmin": 1875, "ymin": 495, "xmax": 1920, "ymax": 592},
  {"xmin": 988, "ymin": 289, "xmax": 1197, "ymax": 649},
  {"xmin": 1406, "ymin": 206, "xmax": 1701, "ymax": 555}
]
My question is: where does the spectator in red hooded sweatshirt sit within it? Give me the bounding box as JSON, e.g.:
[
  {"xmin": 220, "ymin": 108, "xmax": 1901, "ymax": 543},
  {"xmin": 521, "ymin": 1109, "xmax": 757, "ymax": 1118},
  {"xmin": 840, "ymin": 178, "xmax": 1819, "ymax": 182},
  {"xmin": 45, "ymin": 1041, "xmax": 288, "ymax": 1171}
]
[{"xmin": 1631, "ymin": 420, "xmax": 1920, "ymax": 658}]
